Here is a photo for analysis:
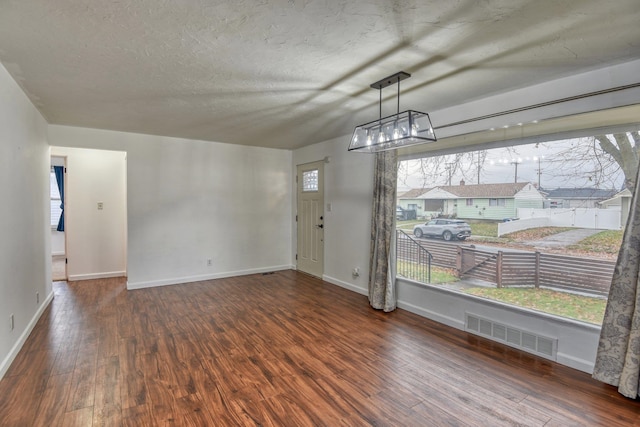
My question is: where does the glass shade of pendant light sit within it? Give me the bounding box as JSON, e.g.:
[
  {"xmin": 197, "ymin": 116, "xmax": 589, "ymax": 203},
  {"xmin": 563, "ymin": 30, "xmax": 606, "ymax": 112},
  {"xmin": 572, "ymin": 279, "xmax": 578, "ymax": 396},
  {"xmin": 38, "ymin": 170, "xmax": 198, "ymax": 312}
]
[{"xmin": 348, "ymin": 71, "xmax": 436, "ymax": 152}]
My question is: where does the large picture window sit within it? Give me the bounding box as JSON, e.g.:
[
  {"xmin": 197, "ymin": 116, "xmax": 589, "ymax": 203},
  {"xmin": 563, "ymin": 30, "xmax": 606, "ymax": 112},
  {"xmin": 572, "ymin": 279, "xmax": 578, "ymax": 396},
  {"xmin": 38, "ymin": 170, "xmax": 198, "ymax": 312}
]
[{"xmin": 395, "ymin": 132, "xmax": 635, "ymax": 325}]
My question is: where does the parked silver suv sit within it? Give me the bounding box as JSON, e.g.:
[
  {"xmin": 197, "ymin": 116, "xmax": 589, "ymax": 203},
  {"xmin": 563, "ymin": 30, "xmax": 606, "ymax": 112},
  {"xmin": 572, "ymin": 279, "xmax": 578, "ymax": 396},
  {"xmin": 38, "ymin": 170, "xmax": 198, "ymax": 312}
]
[{"xmin": 413, "ymin": 219, "xmax": 471, "ymax": 241}]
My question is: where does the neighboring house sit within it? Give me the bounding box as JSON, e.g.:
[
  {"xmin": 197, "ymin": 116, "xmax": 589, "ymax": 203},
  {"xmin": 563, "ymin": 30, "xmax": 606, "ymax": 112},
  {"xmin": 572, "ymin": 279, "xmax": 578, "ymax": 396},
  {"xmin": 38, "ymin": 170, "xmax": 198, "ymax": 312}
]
[
  {"xmin": 400, "ymin": 181, "xmax": 545, "ymax": 221},
  {"xmin": 599, "ymin": 188, "xmax": 633, "ymax": 226},
  {"xmin": 444, "ymin": 181, "xmax": 545, "ymax": 220},
  {"xmin": 544, "ymin": 188, "xmax": 618, "ymax": 209},
  {"xmin": 415, "ymin": 187, "xmax": 459, "ymax": 217},
  {"xmin": 398, "ymin": 187, "xmax": 457, "ymax": 218},
  {"xmin": 397, "ymin": 188, "xmax": 431, "ymax": 215}
]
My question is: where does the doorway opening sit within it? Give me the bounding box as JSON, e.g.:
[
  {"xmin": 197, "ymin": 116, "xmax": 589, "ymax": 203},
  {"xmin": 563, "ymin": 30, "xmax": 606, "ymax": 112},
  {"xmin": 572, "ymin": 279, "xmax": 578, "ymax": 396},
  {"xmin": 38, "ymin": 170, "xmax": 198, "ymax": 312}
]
[
  {"xmin": 51, "ymin": 156, "xmax": 66, "ymax": 281},
  {"xmin": 296, "ymin": 160, "xmax": 325, "ymax": 277}
]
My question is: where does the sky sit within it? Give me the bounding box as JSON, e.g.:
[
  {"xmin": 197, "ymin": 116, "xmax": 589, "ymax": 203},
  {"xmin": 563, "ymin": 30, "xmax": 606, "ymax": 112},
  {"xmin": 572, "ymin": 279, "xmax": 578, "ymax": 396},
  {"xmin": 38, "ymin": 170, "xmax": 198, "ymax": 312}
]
[{"xmin": 398, "ymin": 136, "xmax": 626, "ymax": 192}]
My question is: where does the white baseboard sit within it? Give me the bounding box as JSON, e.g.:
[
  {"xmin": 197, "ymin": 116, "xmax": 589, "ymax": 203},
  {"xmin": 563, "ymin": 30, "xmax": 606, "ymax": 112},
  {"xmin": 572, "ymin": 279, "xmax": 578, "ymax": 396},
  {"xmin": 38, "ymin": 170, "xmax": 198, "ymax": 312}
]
[
  {"xmin": 68, "ymin": 271, "xmax": 127, "ymax": 281},
  {"xmin": 556, "ymin": 353, "xmax": 594, "ymax": 374},
  {"xmin": 126, "ymin": 265, "xmax": 292, "ymax": 290},
  {"xmin": 0, "ymin": 290, "xmax": 54, "ymax": 380},
  {"xmin": 396, "ymin": 299, "xmax": 466, "ymax": 331},
  {"xmin": 322, "ymin": 275, "xmax": 367, "ymax": 296}
]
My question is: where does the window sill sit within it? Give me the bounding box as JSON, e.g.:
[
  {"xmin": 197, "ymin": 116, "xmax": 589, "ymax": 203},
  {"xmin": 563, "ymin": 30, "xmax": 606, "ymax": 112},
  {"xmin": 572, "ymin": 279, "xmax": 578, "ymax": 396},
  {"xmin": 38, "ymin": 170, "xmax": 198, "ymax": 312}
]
[{"xmin": 396, "ymin": 276, "xmax": 602, "ymax": 332}]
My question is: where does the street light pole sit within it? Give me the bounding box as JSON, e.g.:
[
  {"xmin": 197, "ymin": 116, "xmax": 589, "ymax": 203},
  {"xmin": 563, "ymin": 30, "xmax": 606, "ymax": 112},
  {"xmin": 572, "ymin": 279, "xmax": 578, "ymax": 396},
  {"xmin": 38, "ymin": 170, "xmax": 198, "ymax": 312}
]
[
  {"xmin": 445, "ymin": 162, "xmax": 454, "ymax": 186},
  {"xmin": 510, "ymin": 159, "xmax": 521, "ymax": 183},
  {"xmin": 534, "ymin": 155, "xmax": 544, "ymax": 188}
]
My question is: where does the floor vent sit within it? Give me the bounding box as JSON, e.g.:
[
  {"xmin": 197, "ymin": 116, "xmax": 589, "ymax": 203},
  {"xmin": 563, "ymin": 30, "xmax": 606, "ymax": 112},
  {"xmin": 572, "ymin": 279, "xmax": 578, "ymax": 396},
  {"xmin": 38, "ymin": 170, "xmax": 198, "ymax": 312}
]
[{"xmin": 465, "ymin": 313, "xmax": 557, "ymax": 360}]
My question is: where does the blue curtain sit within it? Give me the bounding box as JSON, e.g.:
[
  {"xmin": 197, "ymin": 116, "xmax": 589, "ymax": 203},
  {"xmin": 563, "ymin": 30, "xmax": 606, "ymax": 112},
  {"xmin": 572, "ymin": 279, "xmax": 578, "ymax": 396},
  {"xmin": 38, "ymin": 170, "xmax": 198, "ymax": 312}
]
[{"xmin": 54, "ymin": 166, "xmax": 64, "ymax": 232}]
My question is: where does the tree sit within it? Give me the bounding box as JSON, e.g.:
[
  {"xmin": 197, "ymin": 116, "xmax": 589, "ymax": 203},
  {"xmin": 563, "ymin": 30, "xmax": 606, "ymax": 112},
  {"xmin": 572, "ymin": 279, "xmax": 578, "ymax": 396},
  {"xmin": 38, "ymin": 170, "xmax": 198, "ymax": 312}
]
[
  {"xmin": 397, "ymin": 150, "xmax": 489, "ymax": 190},
  {"xmin": 595, "ymin": 132, "xmax": 640, "ymax": 191},
  {"xmin": 549, "ymin": 132, "xmax": 640, "ymax": 192},
  {"xmin": 397, "ymin": 132, "xmax": 638, "ymax": 192}
]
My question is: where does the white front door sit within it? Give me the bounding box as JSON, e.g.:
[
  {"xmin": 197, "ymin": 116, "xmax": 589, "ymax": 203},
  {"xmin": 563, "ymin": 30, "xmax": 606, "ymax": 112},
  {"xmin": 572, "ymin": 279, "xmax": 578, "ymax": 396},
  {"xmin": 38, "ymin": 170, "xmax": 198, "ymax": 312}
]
[{"xmin": 296, "ymin": 161, "xmax": 324, "ymax": 277}]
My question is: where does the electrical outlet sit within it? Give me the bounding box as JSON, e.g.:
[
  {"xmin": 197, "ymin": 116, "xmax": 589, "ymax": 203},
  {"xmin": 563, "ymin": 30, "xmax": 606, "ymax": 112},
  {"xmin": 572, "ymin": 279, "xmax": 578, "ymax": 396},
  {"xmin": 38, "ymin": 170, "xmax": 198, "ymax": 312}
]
[
  {"xmin": 207, "ymin": 259, "xmax": 213, "ymax": 266},
  {"xmin": 9, "ymin": 314, "xmax": 14, "ymax": 331},
  {"xmin": 352, "ymin": 267, "xmax": 360, "ymax": 277},
  {"xmin": 97, "ymin": 201, "xmax": 104, "ymax": 210},
  {"xmin": 36, "ymin": 292, "xmax": 39, "ymax": 304}
]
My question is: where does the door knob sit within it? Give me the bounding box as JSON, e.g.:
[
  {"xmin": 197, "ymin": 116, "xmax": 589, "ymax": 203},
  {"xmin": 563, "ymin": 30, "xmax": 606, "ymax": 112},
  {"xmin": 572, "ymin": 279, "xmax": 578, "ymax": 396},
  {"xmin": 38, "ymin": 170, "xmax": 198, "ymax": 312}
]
[{"xmin": 316, "ymin": 224, "xmax": 324, "ymax": 229}]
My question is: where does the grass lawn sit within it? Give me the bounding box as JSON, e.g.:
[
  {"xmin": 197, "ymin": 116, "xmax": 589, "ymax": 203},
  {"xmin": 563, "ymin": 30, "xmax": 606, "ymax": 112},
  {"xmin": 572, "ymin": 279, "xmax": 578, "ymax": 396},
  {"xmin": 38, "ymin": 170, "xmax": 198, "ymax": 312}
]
[
  {"xmin": 469, "ymin": 222, "xmax": 498, "ymax": 237},
  {"xmin": 396, "ymin": 219, "xmax": 424, "ymax": 231},
  {"xmin": 396, "ymin": 261, "xmax": 458, "ymax": 284},
  {"xmin": 464, "ymin": 287, "xmax": 606, "ymax": 324},
  {"xmin": 568, "ymin": 229, "xmax": 623, "ymax": 255},
  {"xmin": 502, "ymin": 226, "xmax": 574, "ymax": 241},
  {"xmin": 399, "ymin": 220, "xmax": 501, "ymax": 238}
]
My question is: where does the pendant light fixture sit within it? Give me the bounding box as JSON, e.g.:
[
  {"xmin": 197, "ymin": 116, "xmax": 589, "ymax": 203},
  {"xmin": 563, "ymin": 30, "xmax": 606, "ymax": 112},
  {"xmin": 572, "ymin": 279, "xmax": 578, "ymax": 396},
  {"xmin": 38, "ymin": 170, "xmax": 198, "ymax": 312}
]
[{"xmin": 348, "ymin": 71, "xmax": 436, "ymax": 152}]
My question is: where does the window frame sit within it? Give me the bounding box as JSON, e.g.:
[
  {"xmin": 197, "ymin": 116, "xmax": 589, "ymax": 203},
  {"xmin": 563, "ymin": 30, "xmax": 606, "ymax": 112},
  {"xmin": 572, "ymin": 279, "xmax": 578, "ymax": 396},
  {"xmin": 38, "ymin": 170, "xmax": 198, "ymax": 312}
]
[{"xmin": 50, "ymin": 170, "xmax": 62, "ymax": 229}]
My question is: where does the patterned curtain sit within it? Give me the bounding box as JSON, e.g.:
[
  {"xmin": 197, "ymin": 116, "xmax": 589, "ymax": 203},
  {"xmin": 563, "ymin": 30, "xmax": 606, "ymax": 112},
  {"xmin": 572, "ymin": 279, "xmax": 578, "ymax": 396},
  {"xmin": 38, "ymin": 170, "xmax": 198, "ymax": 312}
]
[
  {"xmin": 368, "ymin": 150, "xmax": 397, "ymax": 312},
  {"xmin": 592, "ymin": 167, "xmax": 640, "ymax": 398}
]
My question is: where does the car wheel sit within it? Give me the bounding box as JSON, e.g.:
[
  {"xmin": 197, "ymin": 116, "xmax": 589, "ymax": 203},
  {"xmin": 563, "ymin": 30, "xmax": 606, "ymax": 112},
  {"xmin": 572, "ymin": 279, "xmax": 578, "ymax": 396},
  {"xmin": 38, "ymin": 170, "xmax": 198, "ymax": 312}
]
[
  {"xmin": 414, "ymin": 229, "xmax": 423, "ymax": 238},
  {"xmin": 442, "ymin": 231, "xmax": 453, "ymax": 241}
]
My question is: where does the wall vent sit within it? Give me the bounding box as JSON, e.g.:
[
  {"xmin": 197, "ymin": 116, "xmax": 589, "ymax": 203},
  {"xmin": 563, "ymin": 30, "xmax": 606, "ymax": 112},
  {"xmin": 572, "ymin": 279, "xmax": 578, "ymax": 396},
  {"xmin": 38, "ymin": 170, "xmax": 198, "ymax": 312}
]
[{"xmin": 465, "ymin": 313, "xmax": 557, "ymax": 360}]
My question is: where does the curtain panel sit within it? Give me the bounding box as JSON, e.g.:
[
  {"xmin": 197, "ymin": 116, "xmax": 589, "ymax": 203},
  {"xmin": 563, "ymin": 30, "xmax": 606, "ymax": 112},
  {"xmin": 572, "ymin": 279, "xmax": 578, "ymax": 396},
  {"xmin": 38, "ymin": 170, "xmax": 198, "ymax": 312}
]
[
  {"xmin": 368, "ymin": 151, "xmax": 397, "ymax": 312},
  {"xmin": 592, "ymin": 165, "xmax": 640, "ymax": 398}
]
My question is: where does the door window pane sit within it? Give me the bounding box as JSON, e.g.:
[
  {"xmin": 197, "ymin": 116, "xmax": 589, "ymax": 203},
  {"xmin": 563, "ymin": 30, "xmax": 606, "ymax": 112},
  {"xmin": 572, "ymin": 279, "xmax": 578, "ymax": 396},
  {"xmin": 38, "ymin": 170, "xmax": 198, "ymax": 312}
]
[{"xmin": 302, "ymin": 170, "xmax": 319, "ymax": 192}]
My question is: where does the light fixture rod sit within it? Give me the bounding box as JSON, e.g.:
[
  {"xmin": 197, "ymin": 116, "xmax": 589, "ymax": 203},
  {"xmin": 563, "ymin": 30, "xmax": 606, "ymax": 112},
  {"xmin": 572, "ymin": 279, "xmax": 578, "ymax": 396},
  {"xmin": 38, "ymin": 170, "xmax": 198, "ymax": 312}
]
[
  {"xmin": 397, "ymin": 76, "xmax": 400, "ymax": 114},
  {"xmin": 372, "ymin": 71, "xmax": 410, "ymax": 120}
]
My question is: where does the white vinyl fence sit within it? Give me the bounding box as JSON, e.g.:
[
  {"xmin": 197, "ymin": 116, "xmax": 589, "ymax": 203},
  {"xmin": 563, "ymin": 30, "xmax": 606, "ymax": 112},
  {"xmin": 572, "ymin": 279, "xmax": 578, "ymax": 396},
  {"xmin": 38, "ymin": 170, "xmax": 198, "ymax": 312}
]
[{"xmin": 497, "ymin": 208, "xmax": 622, "ymax": 236}]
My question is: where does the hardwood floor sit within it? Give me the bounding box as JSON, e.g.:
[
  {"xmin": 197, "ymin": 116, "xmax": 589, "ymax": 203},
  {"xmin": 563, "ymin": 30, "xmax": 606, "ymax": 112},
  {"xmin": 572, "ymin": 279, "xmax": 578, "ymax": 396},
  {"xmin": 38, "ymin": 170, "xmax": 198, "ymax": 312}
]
[{"xmin": 1, "ymin": 270, "xmax": 638, "ymax": 426}]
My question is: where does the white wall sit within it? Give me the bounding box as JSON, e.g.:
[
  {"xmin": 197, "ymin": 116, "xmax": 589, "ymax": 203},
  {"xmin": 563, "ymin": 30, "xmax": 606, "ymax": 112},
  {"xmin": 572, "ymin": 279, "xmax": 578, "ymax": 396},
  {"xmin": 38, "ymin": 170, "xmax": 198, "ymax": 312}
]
[
  {"xmin": 292, "ymin": 61, "xmax": 640, "ymax": 374},
  {"xmin": 293, "ymin": 134, "xmax": 602, "ymax": 373},
  {"xmin": 48, "ymin": 125, "xmax": 292, "ymax": 289},
  {"xmin": 51, "ymin": 230, "xmax": 65, "ymax": 255},
  {"xmin": 293, "ymin": 137, "xmax": 374, "ymax": 292},
  {"xmin": 396, "ymin": 282, "xmax": 600, "ymax": 373},
  {"xmin": 50, "ymin": 146, "xmax": 127, "ymax": 280},
  {"xmin": 0, "ymin": 63, "xmax": 52, "ymax": 378}
]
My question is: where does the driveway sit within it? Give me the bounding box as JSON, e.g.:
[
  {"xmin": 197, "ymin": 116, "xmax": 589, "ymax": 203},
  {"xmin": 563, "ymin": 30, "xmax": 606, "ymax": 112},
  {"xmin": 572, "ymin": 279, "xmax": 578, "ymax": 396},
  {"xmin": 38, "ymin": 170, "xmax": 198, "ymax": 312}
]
[{"xmin": 520, "ymin": 228, "xmax": 603, "ymax": 249}]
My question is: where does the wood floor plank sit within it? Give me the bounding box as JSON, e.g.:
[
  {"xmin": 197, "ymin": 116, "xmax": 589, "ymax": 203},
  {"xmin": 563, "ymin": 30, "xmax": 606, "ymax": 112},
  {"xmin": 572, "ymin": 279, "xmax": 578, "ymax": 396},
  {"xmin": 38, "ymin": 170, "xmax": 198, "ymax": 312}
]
[
  {"xmin": 93, "ymin": 356, "xmax": 122, "ymax": 427},
  {"xmin": 0, "ymin": 271, "xmax": 639, "ymax": 426},
  {"xmin": 62, "ymin": 406, "xmax": 94, "ymax": 427},
  {"xmin": 32, "ymin": 373, "xmax": 74, "ymax": 427},
  {"xmin": 118, "ymin": 336, "xmax": 147, "ymax": 410}
]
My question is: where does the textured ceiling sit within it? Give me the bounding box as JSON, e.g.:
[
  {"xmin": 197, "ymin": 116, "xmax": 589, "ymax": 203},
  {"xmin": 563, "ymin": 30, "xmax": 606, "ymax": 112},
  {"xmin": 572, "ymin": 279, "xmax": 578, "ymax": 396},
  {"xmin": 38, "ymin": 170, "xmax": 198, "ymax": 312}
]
[{"xmin": 1, "ymin": 0, "xmax": 639, "ymax": 150}]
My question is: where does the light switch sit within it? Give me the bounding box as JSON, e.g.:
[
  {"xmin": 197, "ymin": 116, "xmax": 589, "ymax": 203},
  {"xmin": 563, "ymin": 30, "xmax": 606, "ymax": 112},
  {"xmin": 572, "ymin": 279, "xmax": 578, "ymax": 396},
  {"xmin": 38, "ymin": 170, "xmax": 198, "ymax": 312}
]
[
  {"xmin": 326, "ymin": 203, "xmax": 332, "ymax": 212},
  {"xmin": 97, "ymin": 202, "xmax": 104, "ymax": 210}
]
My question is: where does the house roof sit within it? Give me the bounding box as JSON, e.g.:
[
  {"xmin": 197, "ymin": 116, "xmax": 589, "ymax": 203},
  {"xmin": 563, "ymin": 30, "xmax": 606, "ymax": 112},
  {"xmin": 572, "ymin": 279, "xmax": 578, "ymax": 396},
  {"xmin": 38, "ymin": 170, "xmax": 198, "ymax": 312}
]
[
  {"xmin": 398, "ymin": 188, "xmax": 431, "ymax": 199},
  {"xmin": 598, "ymin": 188, "xmax": 633, "ymax": 205},
  {"xmin": 438, "ymin": 182, "xmax": 531, "ymax": 198},
  {"xmin": 545, "ymin": 188, "xmax": 618, "ymax": 199}
]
